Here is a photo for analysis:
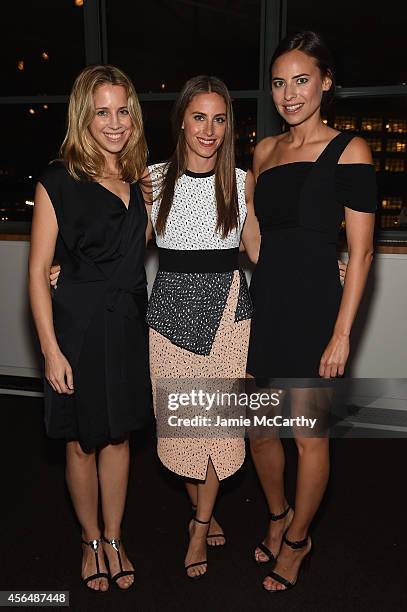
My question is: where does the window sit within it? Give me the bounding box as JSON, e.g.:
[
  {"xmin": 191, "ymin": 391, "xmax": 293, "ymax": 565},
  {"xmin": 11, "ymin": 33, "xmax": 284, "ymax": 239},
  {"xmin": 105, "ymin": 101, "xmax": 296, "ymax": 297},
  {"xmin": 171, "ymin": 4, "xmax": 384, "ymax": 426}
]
[
  {"xmin": 325, "ymin": 97, "xmax": 407, "ymax": 230},
  {"xmin": 287, "ymin": 0, "xmax": 407, "ymax": 87},
  {"xmin": 0, "ymin": 105, "xmax": 67, "ymax": 223},
  {"xmin": 366, "ymin": 138, "xmax": 382, "ymax": 152},
  {"xmin": 386, "ymin": 119, "xmax": 407, "ymax": 134},
  {"xmin": 386, "ymin": 139, "xmax": 406, "ymax": 153},
  {"xmin": 334, "ymin": 116, "xmax": 357, "ymax": 131},
  {"xmin": 381, "ymin": 214, "xmax": 402, "ymax": 229},
  {"xmin": 361, "ymin": 118, "xmax": 383, "ymax": 133},
  {"xmin": 382, "ymin": 197, "xmax": 403, "ymax": 210},
  {"xmin": 385, "ymin": 159, "xmax": 405, "ymax": 172},
  {"xmin": 0, "ymin": 1, "xmax": 85, "ymax": 95},
  {"xmin": 106, "ymin": 1, "xmax": 261, "ymax": 92}
]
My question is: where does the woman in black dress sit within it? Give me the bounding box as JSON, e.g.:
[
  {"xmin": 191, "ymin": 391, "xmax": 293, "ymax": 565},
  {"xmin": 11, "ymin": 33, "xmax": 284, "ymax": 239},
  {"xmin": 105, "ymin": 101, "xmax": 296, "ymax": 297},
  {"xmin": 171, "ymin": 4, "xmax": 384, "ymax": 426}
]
[
  {"xmin": 28, "ymin": 65, "xmax": 151, "ymax": 591},
  {"xmin": 246, "ymin": 31, "xmax": 376, "ymax": 591}
]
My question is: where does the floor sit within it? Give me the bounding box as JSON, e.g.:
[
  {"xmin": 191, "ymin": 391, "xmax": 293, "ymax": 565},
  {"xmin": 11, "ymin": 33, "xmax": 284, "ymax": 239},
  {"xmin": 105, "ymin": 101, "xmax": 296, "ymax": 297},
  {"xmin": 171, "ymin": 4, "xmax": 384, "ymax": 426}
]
[{"xmin": 1, "ymin": 394, "xmax": 406, "ymax": 611}]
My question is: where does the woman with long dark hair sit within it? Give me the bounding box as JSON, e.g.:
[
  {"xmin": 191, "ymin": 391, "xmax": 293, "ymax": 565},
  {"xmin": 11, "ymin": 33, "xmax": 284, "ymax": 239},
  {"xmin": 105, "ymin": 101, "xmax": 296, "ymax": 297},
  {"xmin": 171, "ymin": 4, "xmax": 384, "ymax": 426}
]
[
  {"xmin": 29, "ymin": 65, "xmax": 151, "ymax": 591},
  {"xmin": 146, "ymin": 75, "xmax": 259, "ymax": 578},
  {"xmin": 247, "ymin": 31, "xmax": 376, "ymax": 591}
]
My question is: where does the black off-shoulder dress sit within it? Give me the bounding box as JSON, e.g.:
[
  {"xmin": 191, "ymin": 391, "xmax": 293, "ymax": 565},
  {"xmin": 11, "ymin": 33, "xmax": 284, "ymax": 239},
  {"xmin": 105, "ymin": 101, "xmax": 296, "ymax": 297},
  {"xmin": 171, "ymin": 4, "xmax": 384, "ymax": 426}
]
[
  {"xmin": 246, "ymin": 132, "xmax": 377, "ymax": 380},
  {"xmin": 39, "ymin": 162, "xmax": 151, "ymax": 452}
]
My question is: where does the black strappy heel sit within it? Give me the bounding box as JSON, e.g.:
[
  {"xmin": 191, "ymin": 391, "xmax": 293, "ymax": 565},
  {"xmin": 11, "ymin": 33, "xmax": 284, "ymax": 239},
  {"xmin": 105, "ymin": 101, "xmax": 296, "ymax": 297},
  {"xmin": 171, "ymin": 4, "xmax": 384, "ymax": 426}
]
[
  {"xmin": 255, "ymin": 506, "xmax": 292, "ymax": 564},
  {"xmin": 81, "ymin": 538, "xmax": 109, "ymax": 590},
  {"xmin": 102, "ymin": 536, "xmax": 135, "ymax": 589},
  {"xmin": 191, "ymin": 503, "xmax": 225, "ymax": 547},
  {"xmin": 185, "ymin": 517, "xmax": 211, "ymax": 579},
  {"xmin": 264, "ymin": 532, "xmax": 312, "ymax": 592}
]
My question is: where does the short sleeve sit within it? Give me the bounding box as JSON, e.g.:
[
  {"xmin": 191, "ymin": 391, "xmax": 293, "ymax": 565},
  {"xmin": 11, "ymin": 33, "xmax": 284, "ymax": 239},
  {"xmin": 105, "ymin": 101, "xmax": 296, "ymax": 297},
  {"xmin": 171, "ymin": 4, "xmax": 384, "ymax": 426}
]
[
  {"xmin": 148, "ymin": 162, "xmax": 167, "ymax": 200},
  {"xmin": 235, "ymin": 167, "xmax": 247, "ymax": 224},
  {"xmin": 336, "ymin": 164, "xmax": 377, "ymax": 212},
  {"xmin": 38, "ymin": 161, "xmax": 68, "ymax": 216}
]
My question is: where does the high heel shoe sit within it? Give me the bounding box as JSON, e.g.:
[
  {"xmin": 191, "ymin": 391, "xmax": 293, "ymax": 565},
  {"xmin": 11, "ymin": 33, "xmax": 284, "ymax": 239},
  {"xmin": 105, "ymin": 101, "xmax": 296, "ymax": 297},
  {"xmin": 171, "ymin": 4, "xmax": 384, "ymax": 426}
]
[
  {"xmin": 185, "ymin": 517, "xmax": 210, "ymax": 579},
  {"xmin": 102, "ymin": 536, "xmax": 135, "ymax": 589},
  {"xmin": 191, "ymin": 503, "xmax": 225, "ymax": 547},
  {"xmin": 255, "ymin": 506, "xmax": 292, "ymax": 564},
  {"xmin": 81, "ymin": 538, "xmax": 109, "ymax": 590},
  {"xmin": 264, "ymin": 532, "xmax": 312, "ymax": 592}
]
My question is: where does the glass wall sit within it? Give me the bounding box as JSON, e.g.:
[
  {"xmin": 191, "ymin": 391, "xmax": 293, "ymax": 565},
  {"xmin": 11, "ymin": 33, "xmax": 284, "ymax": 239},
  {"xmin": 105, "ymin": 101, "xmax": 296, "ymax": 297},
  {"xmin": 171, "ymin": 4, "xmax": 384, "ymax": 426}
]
[
  {"xmin": 0, "ymin": 105, "xmax": 67, "ymax": 224},
  {"xmin": 287, "ymin": 0, "xmax": 407, "ymax": 87},
  {"xmin": 1, "ymin": 0, "xmax": 406, "ymax": 235},
  {"xmin": 0, "ymin": 1, "xmax": 85, "ymax": 96},
  {"xmin": 287, "ymin": 0, "xmax": 407, "ymax": 233},
  {"xmin": 325, "ymin": 97, "xmax": 407, "ymax": 230},
  {"xmin": 107, "ymin": 0, "xmax": 261, "ymax": 92}
]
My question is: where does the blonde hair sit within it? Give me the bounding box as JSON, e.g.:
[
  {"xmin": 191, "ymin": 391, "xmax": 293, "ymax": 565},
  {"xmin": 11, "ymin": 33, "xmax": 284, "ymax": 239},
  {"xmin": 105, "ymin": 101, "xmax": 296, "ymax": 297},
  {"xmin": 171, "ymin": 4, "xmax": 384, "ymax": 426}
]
[
  {"xmin": 60, "ymin": 65, "xmax": 147, "ymax": 182},
  {"xmin": 155, "ymin": 75, "xmax": 238, "ymax": 238}
]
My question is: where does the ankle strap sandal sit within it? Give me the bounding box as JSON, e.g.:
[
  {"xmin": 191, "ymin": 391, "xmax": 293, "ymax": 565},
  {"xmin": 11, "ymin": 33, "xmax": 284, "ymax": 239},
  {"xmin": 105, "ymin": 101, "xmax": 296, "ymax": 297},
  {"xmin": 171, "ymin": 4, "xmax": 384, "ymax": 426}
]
[
  {"xmin": 81, "ymin": 538, "xmax": 109, "ymax": 588},
  {"xmin": 265, "ymin": 532, "xmax": 312, "ymax": 593},
  {"xmin": 255, "ymin": 506, "xmax": 292, "ymax": 564},
  {"xmin": 185, "ymin": 517, "xmax": 211, "ymax": 579},
  {"xmin": 102, "ymin": 536, "xmax": 135, "ymax": 589},
  {"xmin": 191, "ymin": 503, "xmax": 226, "ymax": 547}
]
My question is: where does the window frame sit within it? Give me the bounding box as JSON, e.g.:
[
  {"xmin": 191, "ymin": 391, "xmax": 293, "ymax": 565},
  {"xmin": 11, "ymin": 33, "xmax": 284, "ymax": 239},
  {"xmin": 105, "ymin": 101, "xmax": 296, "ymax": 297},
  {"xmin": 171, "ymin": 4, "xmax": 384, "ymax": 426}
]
[{"xmin": 0, "ymin": 0, "xmax": 406, "ymax": 242}]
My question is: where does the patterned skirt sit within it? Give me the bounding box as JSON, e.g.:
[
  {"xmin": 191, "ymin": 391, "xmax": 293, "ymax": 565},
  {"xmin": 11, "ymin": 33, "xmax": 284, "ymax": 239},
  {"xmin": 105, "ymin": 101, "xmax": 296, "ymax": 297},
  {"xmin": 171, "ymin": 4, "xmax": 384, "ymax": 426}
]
[{"xmin": 149, "ymin": 271, "xmax": 250, "ymax": 480}]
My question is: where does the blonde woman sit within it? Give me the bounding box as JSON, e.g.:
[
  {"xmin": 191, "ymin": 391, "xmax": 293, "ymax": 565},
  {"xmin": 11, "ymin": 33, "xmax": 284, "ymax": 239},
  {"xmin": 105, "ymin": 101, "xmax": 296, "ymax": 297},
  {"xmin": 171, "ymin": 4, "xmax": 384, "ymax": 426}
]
[{"xmin": 28, "ymin": 65, "xmax": 150, "ymax": 591}]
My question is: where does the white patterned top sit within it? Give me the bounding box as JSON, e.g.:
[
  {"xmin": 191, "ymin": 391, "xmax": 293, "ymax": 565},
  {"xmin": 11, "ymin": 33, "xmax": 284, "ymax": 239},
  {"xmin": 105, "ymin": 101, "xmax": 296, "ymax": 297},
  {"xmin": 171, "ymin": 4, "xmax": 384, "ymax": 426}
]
[{"xmin": 149, "ymin": 163, "xmax": 247, "ymax": 249}]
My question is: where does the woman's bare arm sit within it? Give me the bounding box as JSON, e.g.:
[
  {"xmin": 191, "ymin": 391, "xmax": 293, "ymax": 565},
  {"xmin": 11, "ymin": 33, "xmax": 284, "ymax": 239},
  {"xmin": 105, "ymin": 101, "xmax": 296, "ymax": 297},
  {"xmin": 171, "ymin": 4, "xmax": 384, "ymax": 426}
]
[
  {"xmin": 28, "ymin": 183, "xmax": 74, "ymax": 394},
  {"xmin": 319, "ymin": 138, "xmax": 375, "ymax": 378},
  {"xmin": 240, "ymin": 170, "xmax": 261, "ymax": 263},
  {"xmin": 140, "ymin": 166, "xmax": 154, "ymax": 245}
]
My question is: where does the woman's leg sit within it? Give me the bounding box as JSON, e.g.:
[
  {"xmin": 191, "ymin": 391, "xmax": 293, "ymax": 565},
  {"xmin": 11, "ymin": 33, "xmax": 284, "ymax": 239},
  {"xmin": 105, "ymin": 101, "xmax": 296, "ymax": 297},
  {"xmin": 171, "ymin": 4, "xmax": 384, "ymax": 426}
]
[
  {"xmin": 264, "ymin": 388, "xmax": 330, "ymax": 591},
  {"xmin": 98, "ymin": 439, "xmax": 134, "ymax": 589},
  {"xmin": 66, "ymin": 441, "xmax": 108, "ymax": 591},
  {"xmin": 250, "ymin": 436, "xmax": 292, "ymax": 561},
  {"xmin": 185, "ymin": 459, "xmax": 220, "ymax": 577},
  {"xmin": 185, "ymin": 481, "xmax": 225, "ymax": 546}
]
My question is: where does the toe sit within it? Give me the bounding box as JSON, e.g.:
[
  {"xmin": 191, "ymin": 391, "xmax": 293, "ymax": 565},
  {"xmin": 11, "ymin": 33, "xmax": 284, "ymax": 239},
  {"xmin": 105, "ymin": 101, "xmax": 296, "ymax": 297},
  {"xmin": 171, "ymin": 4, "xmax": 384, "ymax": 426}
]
[
  {"xmin": 255, "ymin": 548, "xmax": 266, "ymax": 563},
  {"xmin": 117, "ymin": 575, "xmax": 133, "ymax": 590}
]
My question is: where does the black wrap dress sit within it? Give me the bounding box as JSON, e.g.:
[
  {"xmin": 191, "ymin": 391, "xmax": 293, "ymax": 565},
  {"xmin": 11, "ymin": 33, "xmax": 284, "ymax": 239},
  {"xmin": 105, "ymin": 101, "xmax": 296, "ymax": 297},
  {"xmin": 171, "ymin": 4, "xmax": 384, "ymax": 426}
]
[
  {"xmin": 246, "ymin": 132, "xmax": 377, "ymax": 381},
  {"xmin": 39, "ymin": 162, "xmax": 151, "ymax": 452}
]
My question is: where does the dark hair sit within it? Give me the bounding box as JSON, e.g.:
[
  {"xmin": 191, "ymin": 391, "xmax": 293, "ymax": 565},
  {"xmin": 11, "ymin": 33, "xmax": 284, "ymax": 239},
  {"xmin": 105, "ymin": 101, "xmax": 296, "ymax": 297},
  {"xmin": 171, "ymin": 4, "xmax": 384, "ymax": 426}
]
[
  {"xmin": 155, "ymin": 75, "xmax": 239, "ymax": 238},
  {"xmin": 270, "ymin": 30, "xmax": 335, "ymax": 108}
]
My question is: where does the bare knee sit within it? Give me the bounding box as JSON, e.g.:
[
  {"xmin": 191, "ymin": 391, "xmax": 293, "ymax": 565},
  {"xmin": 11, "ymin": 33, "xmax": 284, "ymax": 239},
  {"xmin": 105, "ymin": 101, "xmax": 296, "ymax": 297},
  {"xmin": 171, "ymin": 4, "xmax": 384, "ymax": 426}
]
[
  {"xmin": 250, "ymin": 436, "xmax": 280, "ymax": 455},
  {"xmin": 67, "ymin": 441, "xmax": 95, "ymax": 462},
  {"xmin": 105, "ymin": 439, "xmax": 129, "ymax": 453},
  {"xmin": 295, "ymin": 437, "xmax": 329, "ymax": 456}
]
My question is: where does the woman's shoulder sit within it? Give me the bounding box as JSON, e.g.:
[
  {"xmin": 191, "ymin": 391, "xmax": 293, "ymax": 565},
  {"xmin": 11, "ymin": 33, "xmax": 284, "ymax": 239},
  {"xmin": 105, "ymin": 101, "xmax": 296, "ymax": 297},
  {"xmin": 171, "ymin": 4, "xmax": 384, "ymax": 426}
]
[
  {"xmin": 252, "ymin": 135, "xmax": 282, "ymax": 172},
  {"xmin": 148, "ymin": 161, "xmax": 168, "ymax": 177},
  {"xmin": 39, "ymin": 159, "xmax": 69, "ymax": 182},
  {"xmin": 339, "ymin": 135, "xmax": 373, "ymax": 165},
  {"xmin": 235, "ymin": 167, "xmax": 247, "ymax": 182}
]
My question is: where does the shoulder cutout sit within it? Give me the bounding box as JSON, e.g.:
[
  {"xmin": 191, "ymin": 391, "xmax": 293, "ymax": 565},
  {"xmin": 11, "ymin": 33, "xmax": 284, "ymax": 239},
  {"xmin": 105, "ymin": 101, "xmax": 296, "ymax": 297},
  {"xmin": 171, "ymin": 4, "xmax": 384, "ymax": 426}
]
[{"xmin": 339, "ymin": 136, "xmax": 373, "ymax": 165}]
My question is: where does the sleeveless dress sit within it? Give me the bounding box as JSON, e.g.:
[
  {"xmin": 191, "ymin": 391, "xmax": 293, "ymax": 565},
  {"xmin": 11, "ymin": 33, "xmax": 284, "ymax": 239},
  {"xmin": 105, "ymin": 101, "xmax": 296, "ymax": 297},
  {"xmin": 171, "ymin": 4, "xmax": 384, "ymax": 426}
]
[
  {"xmin": 39, "ymin": 162, "xmax": 151, "ymax": 452},
  {"xmin": 246, "ymin": 132, "xmax": 377, "ymax": 381},
  {"xmin": 147, "ymin": 165, "xmax": 252, "ymax": 480}
]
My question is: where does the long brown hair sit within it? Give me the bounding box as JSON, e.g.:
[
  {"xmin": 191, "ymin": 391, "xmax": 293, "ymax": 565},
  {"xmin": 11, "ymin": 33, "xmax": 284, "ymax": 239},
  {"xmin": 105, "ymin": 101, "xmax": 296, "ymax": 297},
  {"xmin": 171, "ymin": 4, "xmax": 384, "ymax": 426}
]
[
  {"xmin": 60, "ymin": 64, "xmax": 147, "ymax": 182},
  {"xmin": 155, "ymin": 75, "xmax": 239, "ymax": 238}
]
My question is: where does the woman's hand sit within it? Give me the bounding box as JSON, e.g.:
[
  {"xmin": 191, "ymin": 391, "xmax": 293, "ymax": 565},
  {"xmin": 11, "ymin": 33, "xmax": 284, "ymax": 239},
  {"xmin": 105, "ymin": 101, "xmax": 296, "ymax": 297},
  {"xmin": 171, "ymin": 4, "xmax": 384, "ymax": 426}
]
[
  {"xmin": 50, "ymin": 264, "xmax": 61, "ymax": 287},
  {"xmin": 45, "ymin": 349, "xmax": 74, "ymax": 394},
  {"xmin": 338, "ymin": 259, "xmax": 347, "ymax": 285},
  {"xmin": 319, "ymin": 333, "xmax": 349, "ymax": 378}
]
